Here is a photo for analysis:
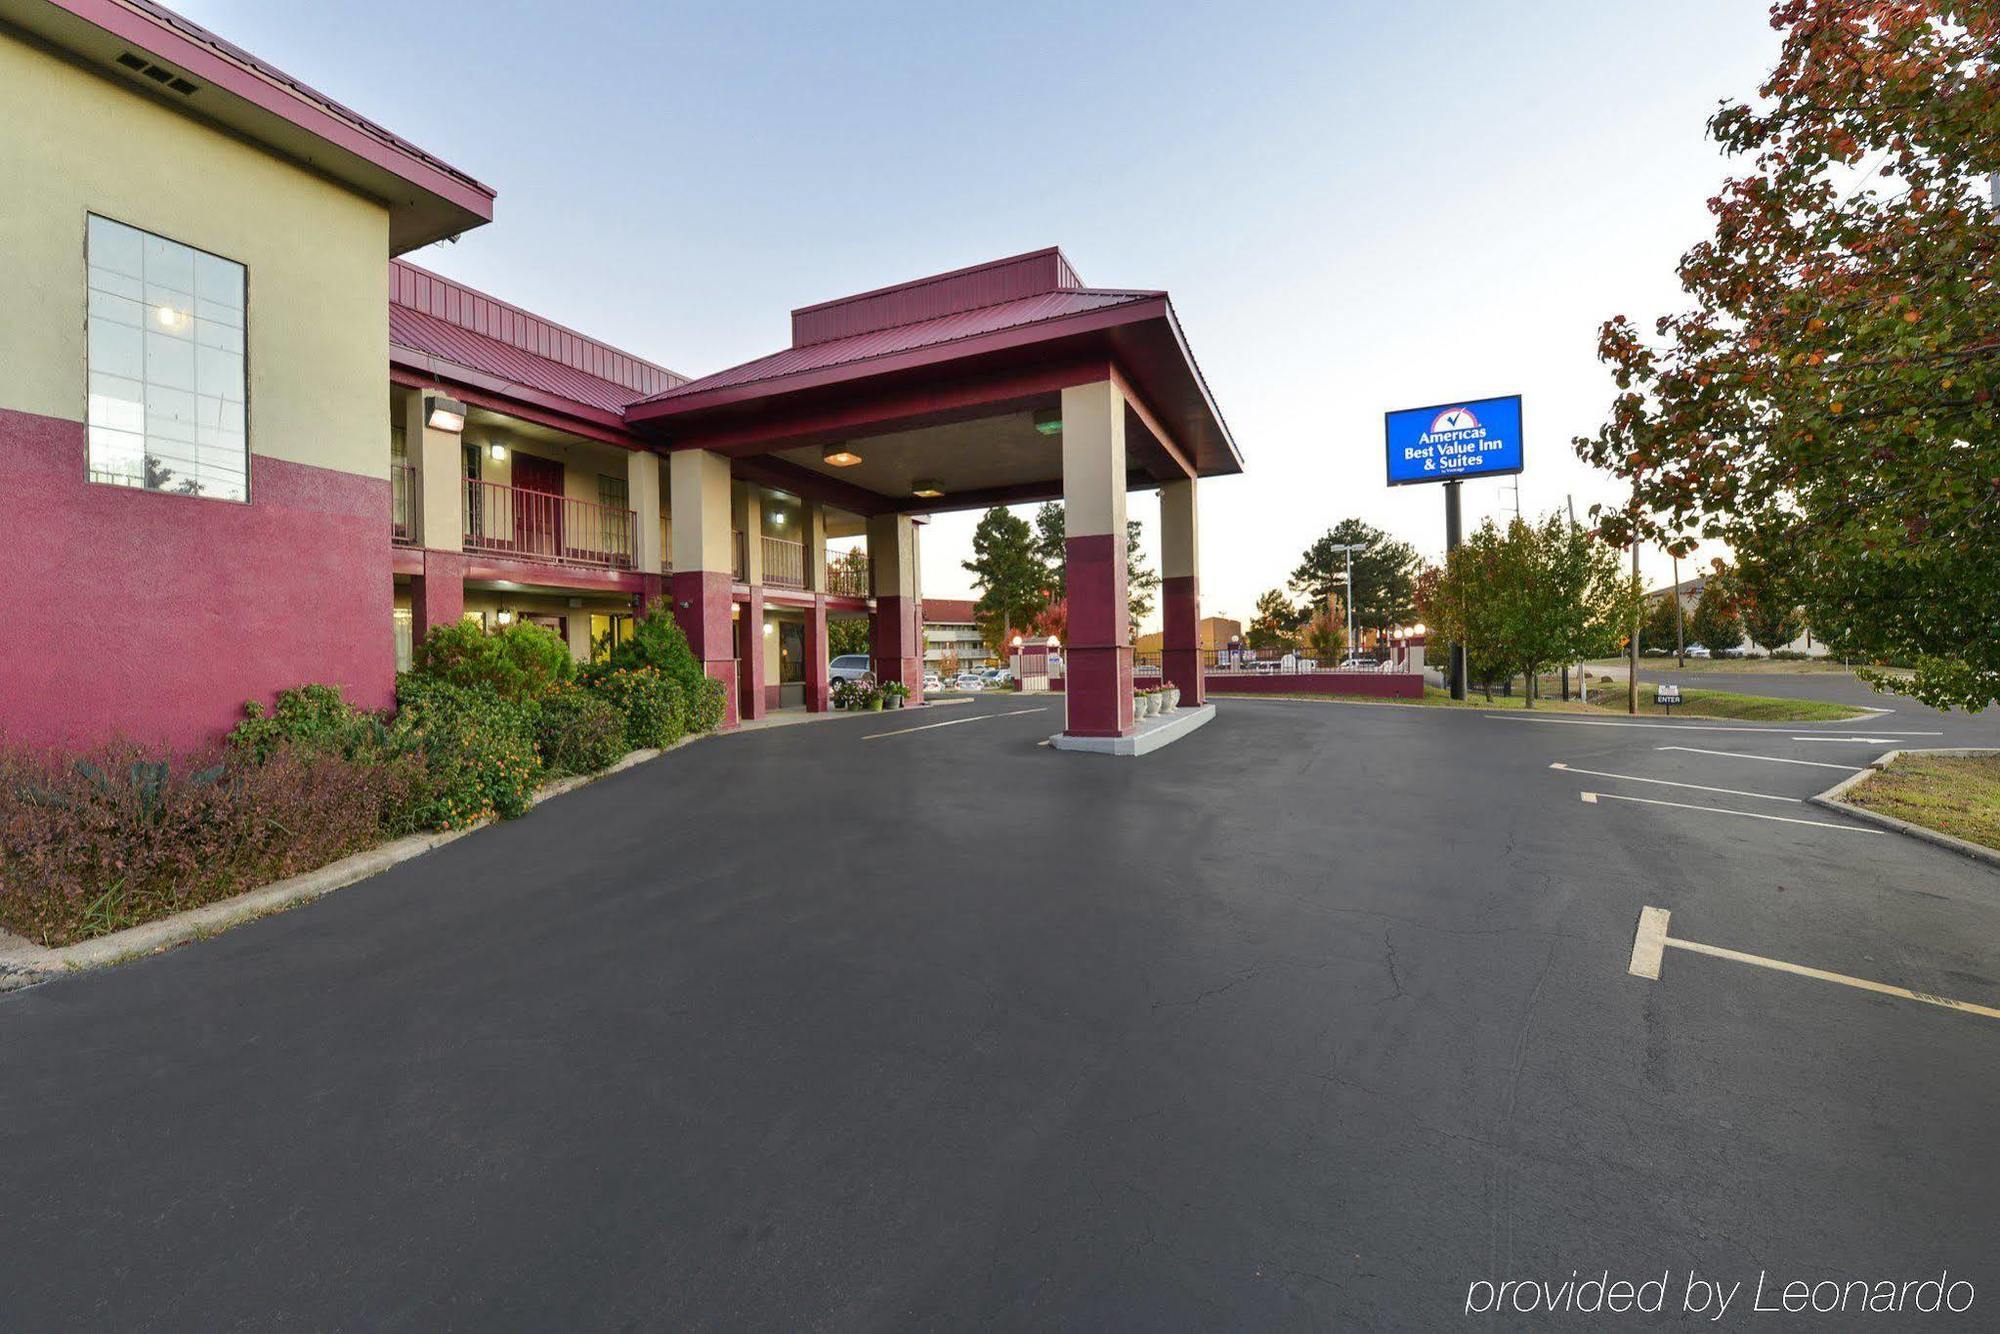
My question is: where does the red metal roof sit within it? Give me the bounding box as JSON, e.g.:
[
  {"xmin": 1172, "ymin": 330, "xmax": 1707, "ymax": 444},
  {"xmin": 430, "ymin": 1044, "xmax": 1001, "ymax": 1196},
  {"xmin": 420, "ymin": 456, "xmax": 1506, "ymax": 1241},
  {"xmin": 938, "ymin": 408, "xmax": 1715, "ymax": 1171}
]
[
  {"xmin": 390, "ymin": 261, "xmax": 685, "ymax": 420},
  {"xmin": 792, "ymin": 247, "xmax": 1085, "ymax": 346},
  {"xmin": 921, "ymin": 598, "xmax": 979, "ymax": 624},
  {"xmin": 637, "ymin": 287, "xmax": 1157, "ymax": 406}
]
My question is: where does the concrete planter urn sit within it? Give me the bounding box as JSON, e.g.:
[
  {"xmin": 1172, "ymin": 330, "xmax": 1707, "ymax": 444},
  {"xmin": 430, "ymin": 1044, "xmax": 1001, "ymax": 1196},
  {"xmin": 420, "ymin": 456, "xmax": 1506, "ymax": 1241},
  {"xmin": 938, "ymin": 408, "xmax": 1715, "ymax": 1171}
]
[{"xmin": 1162, "ymin": 686, "xmax": 1181, "ymax": 711}]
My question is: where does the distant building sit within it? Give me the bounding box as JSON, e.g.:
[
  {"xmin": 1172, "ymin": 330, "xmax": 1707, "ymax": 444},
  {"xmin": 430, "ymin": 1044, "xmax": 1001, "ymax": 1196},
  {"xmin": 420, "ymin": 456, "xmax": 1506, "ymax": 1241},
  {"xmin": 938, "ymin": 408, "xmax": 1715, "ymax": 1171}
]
[
  {"xmin": 1136, "ymin": 616, "xmax": 1242, "ymax": 656},
  {"xmin": 1644, "ymin": 575, "xmax": 1826, "ymax": 657},
  {"xmin": 922, "ymin": 599, "xmax": 988, "ymax": 669}
]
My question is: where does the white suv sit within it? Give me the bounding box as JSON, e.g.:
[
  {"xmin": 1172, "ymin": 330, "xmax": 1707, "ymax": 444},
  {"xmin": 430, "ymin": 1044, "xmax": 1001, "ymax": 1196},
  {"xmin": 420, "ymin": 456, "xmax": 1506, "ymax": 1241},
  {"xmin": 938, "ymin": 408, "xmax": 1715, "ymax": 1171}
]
[{"xmin": 829, "ymin": 654, "xmax": 872, "ymax": 684}]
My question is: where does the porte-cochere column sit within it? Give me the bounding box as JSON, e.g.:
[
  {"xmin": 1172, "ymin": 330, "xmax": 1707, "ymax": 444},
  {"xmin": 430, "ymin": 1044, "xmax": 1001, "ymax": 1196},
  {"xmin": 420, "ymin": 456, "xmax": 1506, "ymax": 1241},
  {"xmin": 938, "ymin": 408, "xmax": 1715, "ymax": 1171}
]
[
  {"xmin": 668, "ymin": 448, "xmax": 738, "ymax": 728},
  {"xmin": 1160, "ymin": 477, "xmax": 1203, "ymax": 707},
  {"xmin": 1061, "ymin": 380, "xmax": 1133, "ymax": 738}
]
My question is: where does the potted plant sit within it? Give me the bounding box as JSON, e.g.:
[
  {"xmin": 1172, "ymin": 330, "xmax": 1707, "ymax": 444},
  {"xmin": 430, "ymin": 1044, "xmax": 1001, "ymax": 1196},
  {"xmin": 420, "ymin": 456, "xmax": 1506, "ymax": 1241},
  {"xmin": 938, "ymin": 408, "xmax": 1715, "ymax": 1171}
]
[
  {"xmin": 882, "ymin": 681, "xmax": 909, "ymax": 709},
  {"xmin": 863, "ymin": 685, "xmax": 884, "ymax": 711},
  {"xmin": 1162, "ymin": 684, "xmax": 1181, "ymax": 711},
  {"xmin": 830, "ymin": 679, "xmax": 856, "ymax": 710},
  {"xmin": 1137, "ymin": 689, "xmax": 1156, "ymax": 718}
]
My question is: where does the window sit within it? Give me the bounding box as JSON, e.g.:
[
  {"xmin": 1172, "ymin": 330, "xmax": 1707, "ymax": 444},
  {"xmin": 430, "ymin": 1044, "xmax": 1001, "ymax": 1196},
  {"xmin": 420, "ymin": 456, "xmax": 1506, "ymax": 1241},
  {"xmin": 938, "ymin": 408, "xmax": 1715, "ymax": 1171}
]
[
  {"xmin": 597, "ymin": 474, "xmax": 628, "ymax": 510},
  {"xmin": 393, "ymin": 606, "xmax": 413, "ymax": 673},
  {"xmin": 86, "ymin": 215, "xmax": 246, "ymax": 500}
]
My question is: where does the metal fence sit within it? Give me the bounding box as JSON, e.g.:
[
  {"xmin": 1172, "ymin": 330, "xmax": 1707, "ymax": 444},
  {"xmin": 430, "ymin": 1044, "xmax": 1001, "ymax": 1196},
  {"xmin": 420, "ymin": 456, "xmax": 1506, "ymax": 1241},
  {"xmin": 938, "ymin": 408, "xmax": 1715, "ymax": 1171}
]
[
  {"xmin": 826, "ymin": 557, "xmax": 869, "ymax": 598},
  {"xmin": 462, "ymin": 479, "xmax": 636, "ymax": 569},
  {"xmin": 1200, "ymin": 649, "xmax": 1390, "ymax": 675},
  {"xmin": 763, "ymin": 535, "xmax": 807, "ymax": 588}
]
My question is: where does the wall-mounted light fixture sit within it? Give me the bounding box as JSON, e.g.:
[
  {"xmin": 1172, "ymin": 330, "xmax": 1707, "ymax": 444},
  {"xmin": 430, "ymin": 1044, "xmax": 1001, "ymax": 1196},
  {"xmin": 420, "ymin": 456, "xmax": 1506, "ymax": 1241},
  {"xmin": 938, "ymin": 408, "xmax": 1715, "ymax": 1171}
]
[
  {"xmin": 822, "ymin": 443, "xmax": 862, "ymax": 467},
  {"xmin": 763, "ymin": 621, "xmax": 775, "ymax": 636},
  {"xmin": 495, "ymin": 608, "xmax": 514, "ymax": 626},
  {"xmin": 1033, "ymin": 409, "xmax": 1063, "ymax": 437},
  {"xmin": 911, "ymin": 478, "xmax": 944, "ymax": 498},
  {"xmin": 488, "ymin": 442, "xmax": 507, "ymax": 462},
  {"xmin": 1047, "ymin": 635, "xmax": 1061, "ymax": 648},
  {"xmin": 425, "ymin": 393, "xmax": 467, "ymax": 433}
]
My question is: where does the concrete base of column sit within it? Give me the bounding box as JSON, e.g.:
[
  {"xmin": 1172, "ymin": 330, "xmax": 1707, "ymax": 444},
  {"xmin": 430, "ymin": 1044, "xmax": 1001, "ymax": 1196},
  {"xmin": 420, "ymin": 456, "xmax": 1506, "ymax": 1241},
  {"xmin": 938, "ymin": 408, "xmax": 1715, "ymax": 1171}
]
[
  {"xmin": 739, "ymin": 589, "xmax": 767, "ymax": 721},
  {"xmin": 871, "ymin": 594, "xmax": 925, "ymax": 702},
  {"xmin": 410, "ymin": 551, "xmax": 465, "ymax": 641},
  {"xmin": 805, "ymin": 596, "xmax": 830, "ymax": 712},
  {"xmin": 672, "ymin": 568, "xmax": 739, "ymax": 729},
  {"xmin": 1063, "ymin": 532, "xmax": 1132, "ymax": 737},
  {"xmin": 1162, "ymin": 573, "xmax": 1204, "ymax": 707}
]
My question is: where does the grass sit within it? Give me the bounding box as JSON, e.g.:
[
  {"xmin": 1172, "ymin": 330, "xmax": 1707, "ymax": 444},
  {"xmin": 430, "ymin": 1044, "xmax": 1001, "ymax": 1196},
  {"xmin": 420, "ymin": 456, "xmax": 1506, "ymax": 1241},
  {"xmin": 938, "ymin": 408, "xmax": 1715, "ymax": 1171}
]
[
  {"xmin": 1210, "ymin": 682, "xmax": 1868, "ymax": 721},
  {"xmin": 1842, "ymin": 754, "xmax": 2000, "ymax": 853},
  {"xmin": 1583, "ymin": 655, "xmax": 1884, "ymax": 676}
]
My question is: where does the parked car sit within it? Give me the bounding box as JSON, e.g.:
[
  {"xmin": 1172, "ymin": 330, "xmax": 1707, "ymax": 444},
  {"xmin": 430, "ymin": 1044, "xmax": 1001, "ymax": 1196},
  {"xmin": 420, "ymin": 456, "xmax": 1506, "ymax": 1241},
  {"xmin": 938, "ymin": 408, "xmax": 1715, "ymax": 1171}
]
[
  {"xmin": 829, "ymin": 654, "xmax": 872, "ymax": 683},
  {"xmin": 1337, "ymin": 657, "xmax": 1377, "ymax": 671},
  {"xmin": 953, "ymin": 673, "xmax": 986, "ymax": 691},
  {"xmin": 1686, "ymin": 645, "xmax": 1712, "ymax": 659},
  {"xmin": 922, "ymin": 671, "xmax": 943, "ymax": 692},
  {"xmin": 983, "ymin": 667, "xmax": 1013, "ymax": 685}
]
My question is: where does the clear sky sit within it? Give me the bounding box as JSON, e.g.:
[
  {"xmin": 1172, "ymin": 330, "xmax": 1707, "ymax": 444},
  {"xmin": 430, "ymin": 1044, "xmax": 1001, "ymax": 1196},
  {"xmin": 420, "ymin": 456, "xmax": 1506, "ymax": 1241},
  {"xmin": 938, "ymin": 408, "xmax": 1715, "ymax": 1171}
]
[{"xmin": 180, "ymin": 0, "xmax": 1776, "ymax": 625}]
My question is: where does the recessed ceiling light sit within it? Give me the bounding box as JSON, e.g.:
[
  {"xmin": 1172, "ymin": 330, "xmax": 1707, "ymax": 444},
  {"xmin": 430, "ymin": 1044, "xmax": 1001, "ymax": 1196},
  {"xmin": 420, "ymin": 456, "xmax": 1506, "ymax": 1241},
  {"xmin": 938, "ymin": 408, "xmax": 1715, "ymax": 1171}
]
[
  {"xmin": 823, "ymin": 443, "xmax": 862, "ymax": 467},
  {"xmin": 1033, "ymin": 409, "xmax": 1063, "ymax": 436},
  {"xmin": 911, "ymin": 478, "xmax": 944, "ymax": 498}
]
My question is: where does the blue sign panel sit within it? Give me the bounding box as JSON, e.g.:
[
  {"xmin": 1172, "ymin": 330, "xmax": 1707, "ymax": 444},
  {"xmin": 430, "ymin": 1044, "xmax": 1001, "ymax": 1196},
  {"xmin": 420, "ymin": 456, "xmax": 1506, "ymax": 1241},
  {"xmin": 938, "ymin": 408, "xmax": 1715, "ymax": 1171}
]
[{"xmin": 1384, "ymin": 395, "xmax": 1524, "ymax": 486}]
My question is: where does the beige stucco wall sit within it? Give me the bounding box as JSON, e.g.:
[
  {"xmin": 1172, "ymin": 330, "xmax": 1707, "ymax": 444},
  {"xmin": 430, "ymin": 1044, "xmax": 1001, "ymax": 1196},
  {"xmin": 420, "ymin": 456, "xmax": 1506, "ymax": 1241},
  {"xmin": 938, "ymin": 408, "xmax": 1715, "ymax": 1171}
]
[{"xmin": 0, "ymin": 35, "xmax": 388, "ymax": 477}]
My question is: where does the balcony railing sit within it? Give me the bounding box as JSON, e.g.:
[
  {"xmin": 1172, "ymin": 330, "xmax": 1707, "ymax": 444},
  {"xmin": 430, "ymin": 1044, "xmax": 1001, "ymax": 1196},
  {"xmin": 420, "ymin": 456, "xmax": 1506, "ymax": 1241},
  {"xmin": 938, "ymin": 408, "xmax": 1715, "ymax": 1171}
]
[
  {"xmin": 391, "ymin": 463, "xmax": 420, "ymax": 546},
  {"xmin": 762, "ymin": 535, "xmax": 806, "ymax": 589},
  {"xmin": 462, "ymin": 479, "xmax": 635, "ymax": 570},
  {"xmin": 825, "ymin": 555, "xmax": 870, "ymax": 598}
]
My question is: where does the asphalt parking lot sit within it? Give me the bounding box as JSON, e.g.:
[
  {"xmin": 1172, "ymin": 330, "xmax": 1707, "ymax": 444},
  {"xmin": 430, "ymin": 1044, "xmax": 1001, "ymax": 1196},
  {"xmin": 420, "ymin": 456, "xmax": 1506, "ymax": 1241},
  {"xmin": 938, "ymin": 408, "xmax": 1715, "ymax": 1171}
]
[{"xmin": 4, "ymin": 681, "xmax": 1999, "ymax": 1329}]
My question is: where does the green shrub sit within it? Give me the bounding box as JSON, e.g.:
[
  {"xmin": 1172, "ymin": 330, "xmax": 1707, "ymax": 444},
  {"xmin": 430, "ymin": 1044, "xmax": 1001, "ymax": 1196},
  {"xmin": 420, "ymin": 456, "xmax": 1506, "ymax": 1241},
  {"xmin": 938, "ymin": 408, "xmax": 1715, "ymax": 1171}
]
[
  {"xmin": 412, "ymin": 619, "xmax": 573, "ymax": 700},
  {"xmin": 584, "ymin": 666, "xmax": 685, "ymax": 750},
  {"xmin": 393, "ymin": 677, "xmax": 543, "ymax": 828},
  {"xmin": 604, "ymin": 601, "xmax": 725, "ymax": 733},
  {"xmin": 228, "ymin": 683, "xmax": 401, "ymax": 764},
  {"xmin": 535, "ymin": 686, "xmax": 628, "ymax": 775}
]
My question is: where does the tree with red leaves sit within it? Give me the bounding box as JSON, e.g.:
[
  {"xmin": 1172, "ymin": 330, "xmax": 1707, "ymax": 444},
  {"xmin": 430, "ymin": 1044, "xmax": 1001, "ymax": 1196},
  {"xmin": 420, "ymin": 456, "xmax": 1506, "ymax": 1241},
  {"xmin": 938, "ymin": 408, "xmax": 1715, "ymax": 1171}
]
[{"xmin": 1576, "ymin": 1, "xmax": 2000, "ymax": 709}]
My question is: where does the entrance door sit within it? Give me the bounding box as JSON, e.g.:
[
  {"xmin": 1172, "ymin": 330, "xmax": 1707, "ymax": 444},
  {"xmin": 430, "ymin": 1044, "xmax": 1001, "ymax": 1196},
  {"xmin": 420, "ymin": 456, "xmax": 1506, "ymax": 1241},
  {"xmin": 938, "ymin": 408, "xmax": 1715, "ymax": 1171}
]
[{"xmin": 511, "ymin": 454, "xmax": 564, "ymax": 560}]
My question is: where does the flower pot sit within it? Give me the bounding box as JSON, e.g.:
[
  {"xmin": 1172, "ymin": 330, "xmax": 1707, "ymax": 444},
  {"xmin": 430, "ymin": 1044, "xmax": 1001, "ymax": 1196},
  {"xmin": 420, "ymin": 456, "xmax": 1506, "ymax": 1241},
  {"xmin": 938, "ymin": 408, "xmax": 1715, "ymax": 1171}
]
[
  {"xmin": 1163, "ymin": 686, "xmax": 1180, "ymax": 711},
  {"xmin": 867, "ymin": 699, "xmax": 884, "ymax": 711},
  {"xmin": 1139, "ymin": 694, "xmax": 1157, "ymax": 718}
]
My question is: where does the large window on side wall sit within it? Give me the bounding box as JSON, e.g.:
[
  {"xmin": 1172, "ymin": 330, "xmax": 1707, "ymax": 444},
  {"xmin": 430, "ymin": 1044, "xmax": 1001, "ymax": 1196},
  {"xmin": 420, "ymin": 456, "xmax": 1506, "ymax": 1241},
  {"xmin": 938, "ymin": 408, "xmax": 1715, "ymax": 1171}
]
[{"xmin": 86, "ymin": 214, "xmax": 247, "ymax": 501}]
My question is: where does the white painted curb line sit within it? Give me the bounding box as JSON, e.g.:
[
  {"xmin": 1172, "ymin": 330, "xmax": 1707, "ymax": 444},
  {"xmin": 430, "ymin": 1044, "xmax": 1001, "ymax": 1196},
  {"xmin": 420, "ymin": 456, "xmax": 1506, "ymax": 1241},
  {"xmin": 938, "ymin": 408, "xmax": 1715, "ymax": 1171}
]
[{"xmin": 1809, "ymin": 748, "xmax": 2000, "ymax": 871}]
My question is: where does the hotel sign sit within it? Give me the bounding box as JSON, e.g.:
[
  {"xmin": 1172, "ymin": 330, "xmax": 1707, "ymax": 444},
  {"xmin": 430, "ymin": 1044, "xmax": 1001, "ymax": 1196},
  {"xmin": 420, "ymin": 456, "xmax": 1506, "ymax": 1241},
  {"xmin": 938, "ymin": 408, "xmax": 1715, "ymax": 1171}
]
[{"xmin": 1384, "ymin": 395, "xmax": 1524, "ymax": 486}]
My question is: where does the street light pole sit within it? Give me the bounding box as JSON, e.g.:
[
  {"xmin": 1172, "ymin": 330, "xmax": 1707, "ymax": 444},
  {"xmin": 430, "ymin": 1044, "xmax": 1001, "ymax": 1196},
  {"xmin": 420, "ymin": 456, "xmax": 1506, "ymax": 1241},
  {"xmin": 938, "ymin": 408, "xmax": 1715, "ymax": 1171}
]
[
  {"xmin": 1326, "ymin": 541, "xmax": 1370, "ymax": 661},
  {"xmin": 1673, "ymin": 552, "xmax": 1684, "ymax": 669}
]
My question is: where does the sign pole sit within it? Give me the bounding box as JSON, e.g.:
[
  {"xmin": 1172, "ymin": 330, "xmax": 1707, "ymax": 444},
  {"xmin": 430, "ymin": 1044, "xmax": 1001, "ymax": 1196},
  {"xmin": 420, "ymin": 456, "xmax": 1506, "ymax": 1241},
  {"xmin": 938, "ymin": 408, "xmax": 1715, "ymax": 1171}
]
[{"xmin": 1445, "ymin": 479, "xmax": 1466, "ymax": 701}]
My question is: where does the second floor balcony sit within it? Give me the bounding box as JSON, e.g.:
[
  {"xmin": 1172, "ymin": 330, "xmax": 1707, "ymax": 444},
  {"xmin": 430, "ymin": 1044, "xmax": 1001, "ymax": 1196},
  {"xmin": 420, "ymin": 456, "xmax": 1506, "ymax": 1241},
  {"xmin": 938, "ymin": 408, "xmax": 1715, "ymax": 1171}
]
[{"xmin": 462, "ymin": 478, "xmax": 636, "ymax": 571}]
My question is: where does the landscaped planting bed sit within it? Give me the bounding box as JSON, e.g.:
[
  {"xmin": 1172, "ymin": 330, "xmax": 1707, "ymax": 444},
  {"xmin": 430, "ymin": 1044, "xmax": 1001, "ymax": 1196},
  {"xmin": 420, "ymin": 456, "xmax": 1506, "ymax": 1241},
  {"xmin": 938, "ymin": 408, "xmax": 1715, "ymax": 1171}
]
[{"xmin": 0, "ymin": 601, "xmax": 725, "ymax": 947}]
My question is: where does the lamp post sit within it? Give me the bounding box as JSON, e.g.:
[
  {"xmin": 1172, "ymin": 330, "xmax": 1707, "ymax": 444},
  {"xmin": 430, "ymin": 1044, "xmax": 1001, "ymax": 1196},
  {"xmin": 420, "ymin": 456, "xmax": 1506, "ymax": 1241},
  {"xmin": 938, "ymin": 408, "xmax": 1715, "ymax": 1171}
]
[{"xmin": 1326, "ymin": 542, "xmax": 1369, "ymax": 660}]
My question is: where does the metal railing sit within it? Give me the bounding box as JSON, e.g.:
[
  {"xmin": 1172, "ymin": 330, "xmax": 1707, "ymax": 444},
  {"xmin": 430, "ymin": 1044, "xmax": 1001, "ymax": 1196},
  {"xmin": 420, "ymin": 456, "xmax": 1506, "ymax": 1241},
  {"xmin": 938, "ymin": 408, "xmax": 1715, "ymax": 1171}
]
[
  {"xmin": 1199, "ymin": 648, "xmax": 1388, "ymax": 674},
  {"xmin": 762, "ymin": 535, "xmax": 806, "ymax": 589},
  {"xmin": 462, "ymin": 479, "xmax": 635, "ymax": 569},
  {"xmin": 825, "ymin": 555, "xmax": 870, "ymax": 598},
  {"xmin": 391, "ymin": 463, "xmax": 420, "ymax": 546}
]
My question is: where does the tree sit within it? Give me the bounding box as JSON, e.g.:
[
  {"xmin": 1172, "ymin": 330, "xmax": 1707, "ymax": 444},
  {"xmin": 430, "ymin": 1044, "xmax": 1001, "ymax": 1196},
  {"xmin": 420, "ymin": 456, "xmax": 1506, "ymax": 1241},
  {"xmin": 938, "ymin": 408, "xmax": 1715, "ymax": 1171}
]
[
  {"xmin": 1247, "ymin": 588, "xmax": 1305, "ymax": 650},
  {"xmin": 827, "ymin": 617, "xmax": 870, "ymax": 658},
  {"xmin": 1742, "ymin": 597, "xmax": 1802, "ymax": 654},
  {"xmin": 1125, "ymin": 519, "xmax": 1160, "ymax": 637},
  {"xmin": 1575, "ymin": 3, "xmax": 2000, "ymax": 711},
  {"xmin": 1302, "ymin": 609, "xmax": 1346, "ymax": 663},
  {"xmin": 1642, "ymin": 594, "xmax": 1682, "ymax": 655},
  {"xmin": 1290, "ymin": 519, "xmax": 1419, "ymax": 639},
  {"xmin": 1031, "ymin": 597, "xmax": 1068, "ymax": 646},
  {"xmin": 1033, "ymin": 502, "xmax": 1067, "ymax": 599},
  {"xmin": 963, "ymin": 507, "xmax": 1048, "ymax": 655},
  {"xmin": 1688, "ymin": 581, "xmax": 1745, "ymax": 655},
  {"xmin": 1419, "ymin": 514, "xmax": 1641, "ymax": 705}
]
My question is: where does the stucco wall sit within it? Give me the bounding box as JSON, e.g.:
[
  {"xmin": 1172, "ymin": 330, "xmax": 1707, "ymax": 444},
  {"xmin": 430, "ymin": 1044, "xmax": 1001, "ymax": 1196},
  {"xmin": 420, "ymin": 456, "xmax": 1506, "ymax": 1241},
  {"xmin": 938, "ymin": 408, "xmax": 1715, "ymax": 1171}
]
[
  {"xmin": 0, "ymin": 35, "xmax": 396, "ymax": 750},
  {"xmin": 0, "ymin": 35, "xmax": 389, "ymax": 477}
]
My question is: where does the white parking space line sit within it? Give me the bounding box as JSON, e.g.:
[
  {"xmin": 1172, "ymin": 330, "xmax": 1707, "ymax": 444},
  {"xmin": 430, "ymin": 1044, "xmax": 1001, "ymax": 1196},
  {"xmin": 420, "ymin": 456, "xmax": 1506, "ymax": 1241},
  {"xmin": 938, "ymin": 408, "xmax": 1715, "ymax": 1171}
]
[
  {"xmin": 1629, "ymin": 907, "xmax": 2000, "ymax": 1021},
  {"xmin": 1549, "ymin": 761, "xmax": 1801, "ymax": 803},
  {"xmin": 1486, "ymin": 715, "xmax": 1941, "ymax": 736},
  {"xmin": 1657, "ymin": 745, "xmax": 1866, "ymax": 772},
  {"xmin": 1579, "ymin": 789, "xmax": 1884, "ymax": 832},
  {"xmin": 863, "ymin": 707, "xmax": 1050, "ymax": 740}
]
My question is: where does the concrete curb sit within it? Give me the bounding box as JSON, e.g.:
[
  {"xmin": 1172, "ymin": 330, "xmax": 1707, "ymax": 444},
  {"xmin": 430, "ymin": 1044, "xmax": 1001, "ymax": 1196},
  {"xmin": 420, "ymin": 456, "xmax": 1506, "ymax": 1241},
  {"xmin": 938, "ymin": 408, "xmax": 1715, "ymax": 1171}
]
[
  {"xmin": 1809, "ymin": 748, "xmax": 2000, "ymax": 872},
  {"xmin": 1049, "ymin": 703, "xmax": 1216, "ymax": 756},
  {"xmin": 0, "ymin": 734, "xmax": 705, "ymax": 992}
]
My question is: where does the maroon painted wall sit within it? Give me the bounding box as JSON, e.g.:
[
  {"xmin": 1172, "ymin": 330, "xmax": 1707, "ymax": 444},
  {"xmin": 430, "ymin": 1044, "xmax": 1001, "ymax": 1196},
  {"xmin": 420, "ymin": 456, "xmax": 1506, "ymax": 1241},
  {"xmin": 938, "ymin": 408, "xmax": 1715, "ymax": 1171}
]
[
  {"xmin": 0, "ymin": 407, "xmax": 396, "ymax": 752},
  {"xmin": 1208, "ymin": 673, "xmax": 1425, "ymax": 699}
]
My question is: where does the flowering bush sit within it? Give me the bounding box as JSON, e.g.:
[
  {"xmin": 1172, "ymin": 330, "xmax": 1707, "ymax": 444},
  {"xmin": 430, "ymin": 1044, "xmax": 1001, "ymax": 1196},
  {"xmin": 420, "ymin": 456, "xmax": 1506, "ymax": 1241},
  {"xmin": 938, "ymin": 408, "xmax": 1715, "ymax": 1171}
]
[
  {"xmin": 0, "ymin": 745, "xmax": 423, "ymax": 946},
  {"xmin": 535, "ymin": 684, "xmax": 629, "ymax": 774},
  {"xmin": 582, "ymin": 665, "xmax": 685, "ymax": 750},
  {"xmin": 393, "ymin": 677, "xmax": 542, "ymax": 828},
  {"xmin": 601, "ymin": 601, "xmax": 727, "ymax": 734},
  {"xmin": 412, "ymin": 619, "xmax": 573, "ymax": 700}
]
